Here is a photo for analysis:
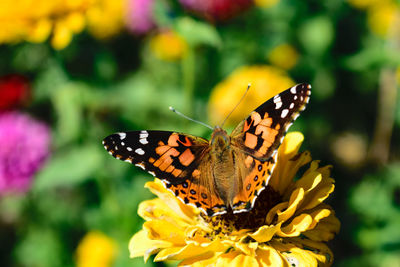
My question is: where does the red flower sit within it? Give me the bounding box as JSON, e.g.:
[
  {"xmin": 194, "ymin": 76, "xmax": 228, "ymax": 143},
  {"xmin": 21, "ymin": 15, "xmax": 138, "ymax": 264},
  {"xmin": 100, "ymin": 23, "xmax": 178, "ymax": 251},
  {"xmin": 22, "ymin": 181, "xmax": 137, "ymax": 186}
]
[
  {"xmin": 179, "ymin": 0, "xmax": 254, "ymax": 22},
  {"xmin": 0, "ymin": 74, "xmax": 31, "ymax": 110}
]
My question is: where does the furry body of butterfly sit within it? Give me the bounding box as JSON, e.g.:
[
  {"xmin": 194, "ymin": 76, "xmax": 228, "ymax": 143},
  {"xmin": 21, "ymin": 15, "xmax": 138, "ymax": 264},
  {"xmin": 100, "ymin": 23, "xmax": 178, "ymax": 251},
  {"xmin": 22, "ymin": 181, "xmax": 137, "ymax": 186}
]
[{"xmin": 209, "ymin": 127, "xmax": 241, "ymax": 208}]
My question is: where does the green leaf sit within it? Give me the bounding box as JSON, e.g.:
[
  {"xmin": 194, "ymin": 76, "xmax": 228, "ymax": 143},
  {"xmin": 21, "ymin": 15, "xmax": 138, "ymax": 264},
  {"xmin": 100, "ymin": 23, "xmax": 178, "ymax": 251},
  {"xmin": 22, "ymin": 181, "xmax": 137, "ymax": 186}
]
[
  {"xmin": 298, "ymin": 16, "xmax": 334, "ymax": 56},
  {"xmin": 33, "ymin": 144, "xmax": 104, "ymax": 191},
  {"xmin": 174, "ymin": 17, "xmax": 222, "ymax": 48}
]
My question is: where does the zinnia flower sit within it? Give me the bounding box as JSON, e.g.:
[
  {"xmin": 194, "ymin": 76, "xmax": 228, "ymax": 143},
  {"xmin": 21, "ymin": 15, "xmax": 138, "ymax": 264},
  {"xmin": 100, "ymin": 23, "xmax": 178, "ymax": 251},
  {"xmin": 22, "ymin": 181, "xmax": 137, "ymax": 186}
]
[
  {"xmin": 208, "ymin": 65, "xmax": 295, "ymax": 127},
  {"xmin": 0, "ymin": 74, "xmax": 31, "ymax": 111},
  {"xmin": 125, "ymin": 0, "xmax": 155, "ymax": 35},
  {"xmin": 76, "ymin": 231, "xmax": 118, "ymax": 267},
  {"xmin": 150, "ymin": 30, "xmax": 188, "ymax": 61},
  {"xmin": 0, "ymin": 0, "xmax": 125, "ymax": 49},
  {"xmin": 179, "ymin": 0, "xmax": 254, "ymax": 22},
  {"xmin": 0, "ymin": 112, "xmax": 51, "ymax": 194},
  {"xmin": 268, "ymin": 44, "xmax": 299, "ymax": 70},
  {"xmin": 129, "ymin": 132, "xmax": 340, "ymax": 266}
]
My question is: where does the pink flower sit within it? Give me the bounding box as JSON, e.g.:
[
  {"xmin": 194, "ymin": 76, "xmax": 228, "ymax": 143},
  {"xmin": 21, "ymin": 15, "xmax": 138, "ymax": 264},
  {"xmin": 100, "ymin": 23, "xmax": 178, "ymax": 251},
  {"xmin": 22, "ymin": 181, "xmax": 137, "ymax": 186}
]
[
  {"xmin": 0, "ymin": 112, "xmax": 51, "ymax": 194},
  {"xmin": 179, "ymin": 0, "xmax": 254, "ymax": 22},
  {"xmin": 126, "ymin": 0, "xmax": 155, "ymax": 34}
]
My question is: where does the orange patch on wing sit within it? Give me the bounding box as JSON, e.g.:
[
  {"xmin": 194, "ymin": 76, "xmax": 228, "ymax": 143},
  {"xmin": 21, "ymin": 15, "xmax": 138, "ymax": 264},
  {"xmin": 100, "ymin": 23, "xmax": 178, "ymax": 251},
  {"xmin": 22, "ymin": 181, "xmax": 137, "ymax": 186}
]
[
  {"xmin": 258, "ymin": 141, "xmax": 273, "ymax": 154},
  {"xmin": 252, "ymin": 112, "xmax": 262, "ymax": 125},
  {"xmin": 244, "ymin": 155, "xmax": 253, "ymax": 168},
  {"xmin": 259, "ymin": 117, "xmax": 273, "ymax": 127},
  {"xmin": 192, "ymin": 169, "xmax": 200, "ymax": 178},
  {"xmin": 165, "ymin": 165, "xmax": 175, "ymax": 173},
  {"xmin": 245, "ymin": 132, "xmax": 258, "ymax": 149},
  {"xmin": 153, "ymin": 148, "xmax": 179, "ymax": 168},
  {"xmin": 167, "ymin": 134, "xmax": 180, "ymax": 146},
  {"xmin": 179, "ymin": 149, "xmax": 195, "ymax": 166},
  {"xmin": 149, "ymin": 157, "xmax": 155, "ymax": 163},
  {"xmin": 255, "ymin": 125, "xmax": 278, "ymax": 143},
  {"xmin": 155, "ymin": 145, "xmax": 170, "ymax": 155},
  {"xmin": 172, "ymin": 169, "xmax": 182, "ymax": 177}
]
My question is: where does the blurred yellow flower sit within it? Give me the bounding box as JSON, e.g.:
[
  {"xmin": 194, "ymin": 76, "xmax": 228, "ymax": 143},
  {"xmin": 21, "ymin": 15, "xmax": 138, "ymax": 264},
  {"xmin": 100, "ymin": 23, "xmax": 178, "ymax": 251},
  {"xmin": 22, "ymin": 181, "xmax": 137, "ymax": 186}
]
[
  {"xmin": 268, "ymin": 43, "xmax": 299, "ymax": 70},
  {"xmin": 208, "ymin": 65, "xmax": 294, "ymax": 127},
  {"xmin": 347, "ymin": 0, "xmax": 389, "ymax": 10},
  {"xmin": 0, "ymin": 0, "xmax": 124, "ymax": 50},
  {"xmin": 129, "ymin": 132, "xmax": 340, "ymax": 266},
  {"xmin": 254, "ymin": 0, "xmax": 280, "ymax": 8},
  {"xmin": 150, "ymin": 31, "xmax": 188, "ymax": 61},
  {"xmin": 86, "ymin": 0, "xmax": 125, "ymax": 39},
  {"xmin": 367, "ymin": 2, "xmax": 399, "ymax": 38},
  {"xmin": 76, "ymin": 231, "xmax": 118, "ymax": 267}
]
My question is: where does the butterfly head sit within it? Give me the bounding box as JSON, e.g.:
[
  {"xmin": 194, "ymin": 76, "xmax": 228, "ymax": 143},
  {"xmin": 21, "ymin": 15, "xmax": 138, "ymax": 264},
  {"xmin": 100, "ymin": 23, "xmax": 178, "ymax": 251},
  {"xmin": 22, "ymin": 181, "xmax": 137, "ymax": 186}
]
[{"xmin": 210, "ymin": 126, "xmax": 230, "ymax": 153}]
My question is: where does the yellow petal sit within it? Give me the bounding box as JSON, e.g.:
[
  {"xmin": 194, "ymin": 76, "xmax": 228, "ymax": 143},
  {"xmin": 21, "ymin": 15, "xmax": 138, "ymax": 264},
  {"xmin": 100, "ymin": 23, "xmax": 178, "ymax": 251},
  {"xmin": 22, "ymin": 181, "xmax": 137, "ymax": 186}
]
[
  {"xmin": 280, "ymin": 213, "xmax": 313, "ymax": 237},
  {"xmin": 271, "ymin": 140, "xmax": 312, "ymax": 195},
  {"xmin": 276, "ymin": 188, "xmax": 305, "ymax": 223},
  {"xmin": 249, "ymin": 223, "xmax": 282, "ymax": 242},
  {"xmin": 155, "ymin": 243, "xmax": 213, "ymax": 262},
  {"xmin": 301, "ymin": 180, "xmax": 335, "ymax": 211},
  {"xmin": 303, "ymin": 207, "xmax": 340, "ymax": 241},
  {"xmin": 178, "ymin": 251, "xmax": 216, "ymax": 266},
  {"xmin": 128, "ymin": 230, "xmax": 172, "ymax": 262},
  {"xmin": 280, "ymin": 208, "xmax": 331, "ymax": 237},
  {"xmin": 284, "ymin": 238, "xmax": 334, "ymax": 266},
  {"xmin": 215, "ymin": 251, "xmax": 259, "ymax": 267},
  {"xmin": 257, "ymin": 246, "xmax": 288, "ymax": 267},
  {"xmin": 266, "ymin": 202, "xmax": 287, "ymax": 224},
  {"xmin": 143, "ymin": 220, "xmax": 187, "ymax": 245},
  {"xmin": 145, "ymin": 180, "xmax": 199, "ymax": 222}
]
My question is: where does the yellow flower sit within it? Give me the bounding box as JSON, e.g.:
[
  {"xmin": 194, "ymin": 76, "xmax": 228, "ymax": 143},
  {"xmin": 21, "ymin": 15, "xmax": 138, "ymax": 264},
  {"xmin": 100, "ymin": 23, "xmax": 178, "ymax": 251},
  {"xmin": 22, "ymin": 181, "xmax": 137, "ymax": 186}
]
[
  {"xmin": 0, "ymin": 0, "xmax": 124, "ymax": 49},
  {"xmin": 208, "ymin": 65, "xmax": 294, "ymax": 127},
  {"xmin": 86, "ymin": 0, "xmax": 125, "ymax": 39},
  {"xmin": 347, "ymin": 0, "xmax": 390, "ymax": 10},
  {"xmin": 150, "ymin": 31, "xmax": 188, "ymax": 61},
  {"xmin": 367, "ymin": 2, "xmax": 400, "ymax": 38},
  {"xmin": 268, "ymin": 43, "xmax": 299, "ymax": 70},
  {"xmin": 76, "ymin": 231, "xmax": 118, "ymax": 267},
  {"xmin": 254, "ymin": 0, "xmax": 280, "ymax": 8},
  {"xmin": 129, "ymin": 132, "xmax": 340, "ymax": 266}
]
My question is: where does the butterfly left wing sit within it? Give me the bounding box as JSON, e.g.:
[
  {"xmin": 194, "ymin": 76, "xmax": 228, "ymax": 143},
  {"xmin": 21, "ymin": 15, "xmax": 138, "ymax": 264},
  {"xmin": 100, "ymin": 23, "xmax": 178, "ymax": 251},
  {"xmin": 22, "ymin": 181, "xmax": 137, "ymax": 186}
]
[
  {"xmin": 229, "ymin": 83, "xmax": 311, "ymax": 213},
  {"xmin": 103, "ymin": 130, "xmax": 227, "ymax": 215},
  {"xmin": 103, "ymin": 130, "xmax": 209, "ymax": 183}
]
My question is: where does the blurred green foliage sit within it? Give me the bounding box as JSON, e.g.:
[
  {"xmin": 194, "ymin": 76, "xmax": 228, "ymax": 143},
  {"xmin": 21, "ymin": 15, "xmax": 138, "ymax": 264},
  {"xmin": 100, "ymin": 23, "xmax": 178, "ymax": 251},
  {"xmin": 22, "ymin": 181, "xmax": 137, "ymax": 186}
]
[{"xmin": 0, "ymin": 0, "xmax": 400, "ymax": 266}]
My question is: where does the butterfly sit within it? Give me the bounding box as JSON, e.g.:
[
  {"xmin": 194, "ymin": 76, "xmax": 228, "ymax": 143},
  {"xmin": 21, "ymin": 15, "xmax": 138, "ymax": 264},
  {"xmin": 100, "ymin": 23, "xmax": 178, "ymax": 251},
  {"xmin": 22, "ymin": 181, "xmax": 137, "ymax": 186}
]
[{"xmin": 103, "ymin": 83, "xmax": 311, "ymax": 216}]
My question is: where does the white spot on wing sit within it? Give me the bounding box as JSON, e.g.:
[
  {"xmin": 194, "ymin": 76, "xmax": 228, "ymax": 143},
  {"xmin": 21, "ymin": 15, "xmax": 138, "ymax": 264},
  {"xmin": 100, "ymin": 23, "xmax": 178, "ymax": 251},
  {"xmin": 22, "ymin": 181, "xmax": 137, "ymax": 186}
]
[
  {"xmin": 281, "ymin": 109, "xmax": 289, "ymax": 118},
  {"xmin": 289, "ymin": 103, "xmax": 295, "ymax": 109},
  {"xmin": 140, "ymin": 139, "xmax": 148, "ymax": 144},
  {"xmin": 135, "ymin": 148, "xmax": 145, "ymax": 155},
  {"xmin": 135, "ymin": 163, "xmax": 146, "ymax": 170},
  {"xmin": 290, "ymin": 86, "xmax": 297, "ymax": 94},
  {"xmin": 121, "ymin": 142, "xmax": 125, "ymax": 146},
  {"xmin": 275, "ymin": 101, "xmax": 282, "ymax": 109},
  {"xmin": 127, "ymin": 147, "xmax": 132, "ymax": 151},
  {"xmin": 118, "ymin": 132, "xmax": 126, "ymax": 140},
  {"xmin": 139, "ymin": 130, "xmax": 149, "ymax": 145}
]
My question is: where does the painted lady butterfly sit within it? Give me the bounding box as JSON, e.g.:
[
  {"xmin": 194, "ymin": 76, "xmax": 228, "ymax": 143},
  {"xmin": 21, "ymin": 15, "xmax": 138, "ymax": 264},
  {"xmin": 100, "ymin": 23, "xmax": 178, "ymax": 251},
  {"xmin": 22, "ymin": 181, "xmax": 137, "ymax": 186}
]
[{"xmin": 103, "ymin": 83, "xmax": 311, "ymax": 216}]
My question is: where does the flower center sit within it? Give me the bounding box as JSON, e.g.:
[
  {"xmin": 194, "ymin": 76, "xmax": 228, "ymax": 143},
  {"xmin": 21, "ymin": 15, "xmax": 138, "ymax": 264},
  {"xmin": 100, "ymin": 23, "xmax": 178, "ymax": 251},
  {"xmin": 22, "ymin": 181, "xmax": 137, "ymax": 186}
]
[{"xmin": 202, "ymin": 186, "xmax": 282, "ymax": 236}]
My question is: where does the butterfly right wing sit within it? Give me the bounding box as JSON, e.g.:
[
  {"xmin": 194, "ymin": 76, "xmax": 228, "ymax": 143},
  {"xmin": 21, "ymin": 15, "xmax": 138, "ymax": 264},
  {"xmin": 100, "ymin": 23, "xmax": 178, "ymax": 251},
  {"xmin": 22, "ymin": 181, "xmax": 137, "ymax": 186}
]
[{"xmin": 103, "ymin": 130, "xmax": 227, "ymax": 216}]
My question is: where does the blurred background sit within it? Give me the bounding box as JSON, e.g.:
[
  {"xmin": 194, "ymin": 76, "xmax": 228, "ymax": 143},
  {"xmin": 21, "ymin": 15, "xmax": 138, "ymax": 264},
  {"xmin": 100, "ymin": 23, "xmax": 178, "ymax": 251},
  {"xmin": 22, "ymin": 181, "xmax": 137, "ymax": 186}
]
[{"xmin": 0, "ymin": 0, "xmax": 399, "ymax": 266}]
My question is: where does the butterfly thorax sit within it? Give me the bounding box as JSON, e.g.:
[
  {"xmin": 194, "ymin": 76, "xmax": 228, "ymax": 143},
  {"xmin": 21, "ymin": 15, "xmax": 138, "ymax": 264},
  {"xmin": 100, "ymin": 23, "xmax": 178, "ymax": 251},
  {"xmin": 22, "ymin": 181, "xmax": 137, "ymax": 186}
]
[{"xmin": 209, "ymin": 126, "xmax": 239, "ymax": 207}]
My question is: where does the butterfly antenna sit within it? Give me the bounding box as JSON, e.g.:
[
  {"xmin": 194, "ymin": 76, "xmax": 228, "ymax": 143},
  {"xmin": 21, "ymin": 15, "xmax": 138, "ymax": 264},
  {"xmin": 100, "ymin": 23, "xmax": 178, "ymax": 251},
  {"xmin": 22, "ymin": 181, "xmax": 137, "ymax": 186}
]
[
  {"xmin": 220, "ymin": 83, "xmax": 251, "ymax": 128},
  {"xmin": 169, "ymin": 106, "xmax": 214, "ymax": 130}
]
